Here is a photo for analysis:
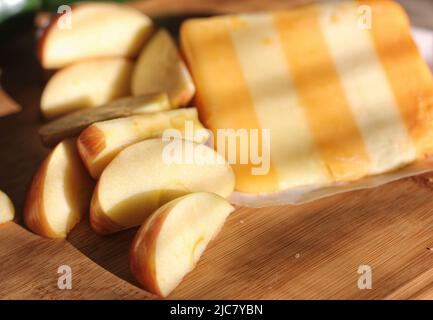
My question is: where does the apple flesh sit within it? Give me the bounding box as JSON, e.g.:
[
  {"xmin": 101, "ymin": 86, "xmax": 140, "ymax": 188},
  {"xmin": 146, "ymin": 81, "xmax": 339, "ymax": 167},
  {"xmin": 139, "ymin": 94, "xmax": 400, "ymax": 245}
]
[
  {"xmin": 77, "ymin": 107, "xmax": 209, "ymax": 179},
  {"xmin": 24, "ymin": 139, "xmax": 94, "ymax": 238},
  {"xmin": 0, "ymin": 190, "xmax": 14, "ymax": 224},
  {"xmin": 39, "ymin": 93, "xmax": 171, "ymax": 147},
  {"xmin": 132, "ymin": 29, "xmax": 195, "ymax": 108},
  {"xmin": 90, "ymin": 139, "xmax": 235, "ymax": 235},
  {"xmin": 41, "ymin": 58, "xmax": 134, "ymax": 120},
  {"xmin": 39, "ymin": 2, "xmax": 153, "ymax": 69},
  {"xmin": 129, "ymin": 192, "xmax": 234, "ymax": 297}
]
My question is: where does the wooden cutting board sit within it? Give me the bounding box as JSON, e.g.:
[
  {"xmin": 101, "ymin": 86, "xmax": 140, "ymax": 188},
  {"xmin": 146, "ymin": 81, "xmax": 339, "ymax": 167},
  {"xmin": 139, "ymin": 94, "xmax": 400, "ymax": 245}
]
[{"xmin": 2, "ymin": 0, "xmax": 433, "ymax": 300}]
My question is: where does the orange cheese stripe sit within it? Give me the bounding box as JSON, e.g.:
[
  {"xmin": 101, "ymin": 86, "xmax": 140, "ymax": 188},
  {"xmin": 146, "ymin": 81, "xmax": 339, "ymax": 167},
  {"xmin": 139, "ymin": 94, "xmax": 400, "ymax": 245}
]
[
  {"xmin": 361, "ymin": 0, "xmax": 433, "ymax": 157},
  {"xmin": 274, "ymin": 7, "xmax": 371, "ymax": 181},
  {"xmin": 180, "ymin": 18, "xmax": 280, "ymax": 192}
]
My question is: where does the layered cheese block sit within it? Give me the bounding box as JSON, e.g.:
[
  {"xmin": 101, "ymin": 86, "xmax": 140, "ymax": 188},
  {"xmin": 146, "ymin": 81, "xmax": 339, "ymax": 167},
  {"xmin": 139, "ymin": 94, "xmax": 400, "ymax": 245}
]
[{"xmin": 180, "ymin": 0, "xmax": 433, "ymax": 193}]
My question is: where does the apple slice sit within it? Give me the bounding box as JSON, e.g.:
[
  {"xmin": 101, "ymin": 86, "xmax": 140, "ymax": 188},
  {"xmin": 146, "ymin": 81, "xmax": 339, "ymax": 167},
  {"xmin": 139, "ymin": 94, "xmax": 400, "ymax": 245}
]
[
  {"xmin": 0, "ymin": 190, "xmax": 15, "ymax": 224},
  {"xmin": 129, "ymin": 192, "xmax": 234, "ymax": 297},
  {"xmin": 39, "ymin": 2, "xmax": 153, "ymax": 69},
  {"xmin": 41, "ymin": 58, "xmax": 134, "ymax": 120},
  {"xmin": 77, "ymin": 107, "xmax": 209, "ymax": 179},
  {"xmin": 90, "ymin": 139, "xmax": 235, "ymax": 235},
  {"xmin": 131, "ymin": 29, "xmax": 195, "ymax": 108},
  {"xmin": 39, "ymin": 93, "xmax": 170, "ymax": 147},
  {"xmin": 24, "ymin": 139, "xmax": 94, "ymax": 238}
]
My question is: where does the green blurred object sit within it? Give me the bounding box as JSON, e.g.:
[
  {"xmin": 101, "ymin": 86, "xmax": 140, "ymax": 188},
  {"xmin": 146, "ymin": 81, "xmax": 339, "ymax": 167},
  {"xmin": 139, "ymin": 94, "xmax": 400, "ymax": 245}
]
[{"xmin": 0, "ymin": 0, "xmax": 41, "ymax": 24}]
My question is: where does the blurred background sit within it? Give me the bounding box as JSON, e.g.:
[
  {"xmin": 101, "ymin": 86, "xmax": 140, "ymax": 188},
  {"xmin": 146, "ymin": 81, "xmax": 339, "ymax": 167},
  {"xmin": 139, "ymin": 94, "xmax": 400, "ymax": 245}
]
[{"xmin": 1, "ymin": 0, "xmax": 433, "ymax": 37}]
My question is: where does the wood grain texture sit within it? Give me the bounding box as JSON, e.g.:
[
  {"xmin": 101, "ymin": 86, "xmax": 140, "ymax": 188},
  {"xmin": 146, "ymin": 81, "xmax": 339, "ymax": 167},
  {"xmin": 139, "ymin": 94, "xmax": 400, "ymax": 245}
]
[
  {"xmin": 0, "ymin": 223, "xmax": 151, "ymax": 299},
  {"xmin": 65, "ymin": 177, "xmax": 433, "ymax": 299},
  {"xmin": 1, "ymin": 0, "xmax": 433, "ymax": 299}
]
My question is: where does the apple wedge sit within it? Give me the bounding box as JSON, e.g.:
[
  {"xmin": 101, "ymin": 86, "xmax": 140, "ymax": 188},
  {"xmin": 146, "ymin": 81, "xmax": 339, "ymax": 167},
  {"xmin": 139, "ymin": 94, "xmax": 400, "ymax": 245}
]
[
  {"xmin": 24, "ymin": 139, "xmax": 94, "ymax": 238},
  {"xmin": 41, "ymin": 58, "xmax": 134, "ymax": 120},
  {"xmin": 129, "ymin": 192, "xmax": 234, "ymax": 297},
  {"xmin": 39, "ymin": 2, "xmax": 153, "ymax": 69},
  {"xmin": 77, "ymin": 108, "xmax": 209, "ymax": 179},
  {"xmin": 39, "ymin": 93, "xmax": 170, "ymax": 147},
  {"xmin": 0, "ymin": 190, "xmax": 14, "ymax": 224},
  {"xmin": 131, "ymin": 29, "xmax": 195, "ymax": 108},
  {"xmin": 90, "ymin": 139, "xmax": 235, "ymax": 235}
]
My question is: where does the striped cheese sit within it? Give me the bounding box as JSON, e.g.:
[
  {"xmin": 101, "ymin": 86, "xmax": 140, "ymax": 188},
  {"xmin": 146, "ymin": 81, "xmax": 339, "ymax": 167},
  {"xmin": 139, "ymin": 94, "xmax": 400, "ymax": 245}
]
[{"xmin": 180, "ymin": 0, "xmax": 433, "ymax": 193}]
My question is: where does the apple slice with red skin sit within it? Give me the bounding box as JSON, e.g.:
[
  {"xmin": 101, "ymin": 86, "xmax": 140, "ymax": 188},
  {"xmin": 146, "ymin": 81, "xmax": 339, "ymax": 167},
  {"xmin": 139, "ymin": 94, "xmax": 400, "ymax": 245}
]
[
  {"xmin": 131, "ymin": 29, "xmax": 195, "ymax": 108},
  {"xmin": 129, "ymin": 192, "xmax": 234, "ymax": 297},
  {"xmin": 77, "ymin": 107, "xmax": 209, "ymax": 179},
  {"xmin": 41, "ymin": 58, "xmax": 134, "ymax": 120},
  {"xmin": 89, "ymin": 139, "xmax": 235, "ymax": 235},
  {"xmin": 39, "ymin": 2, "xmax": 153, "ymax": 69},
  {"xmin": 24, "ymin": 139, "xmax": 94, "ymax": 238}
]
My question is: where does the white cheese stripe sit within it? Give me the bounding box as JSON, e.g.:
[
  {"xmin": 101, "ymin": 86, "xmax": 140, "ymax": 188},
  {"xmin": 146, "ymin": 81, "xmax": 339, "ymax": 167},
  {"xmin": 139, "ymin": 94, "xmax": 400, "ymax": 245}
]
[
  {"xmin": 318, "ymin": 1, "xmax": 416, "ymax": 174},
  {"xmin": 227, "ymin": 13, "xmax": 332, "ymax": 189}
]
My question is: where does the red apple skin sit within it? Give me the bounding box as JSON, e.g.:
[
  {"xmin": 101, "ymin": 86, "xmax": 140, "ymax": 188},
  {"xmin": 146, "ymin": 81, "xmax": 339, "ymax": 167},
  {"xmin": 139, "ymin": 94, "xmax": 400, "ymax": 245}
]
[
  {"xmin": 128, "ymin": 208, "xmax": 170, "ymax": 297},
  {"xmin": 38, "ymin": 4, "xmax": 80, "ymax": 68},
  {"xmin": 77, "ymin": 125, "xmax": 106, "ymax": 178},
  {"xmin": 25, "ymin": 140, "xmax": 94, "ymax": 238},
  {"xmin": 174, "ymin": 86, "xmax": 195, "ymax": 108},
  {"xmin": 175, "ymin": 55, "xmax": 195, "ymax": 107},
  {"xmin": 24, "ymin": 153, "xmax": 60, "ymax": 238},
  {"xmin": 89, "ymin": 183, "xmax": 125, "ymax": 235},
  {"xmin": 37, "ymin": 13, "xmax": 60, "ymax": 67},
  {"xmin": 38, "ymin": 4, "xmax": 95, "ymax": 68}
]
